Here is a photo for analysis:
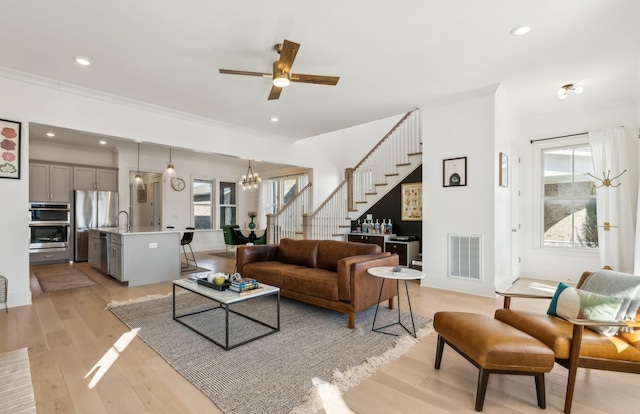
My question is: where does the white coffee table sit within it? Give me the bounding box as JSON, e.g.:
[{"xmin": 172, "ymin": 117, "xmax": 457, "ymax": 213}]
[
  {"xmin": 172, "ymin": 278, "xmax": 280, "ymax": 350},
  {"xmin": 367, "ymin": 266, "xmax": 425, "ymax": 338}
]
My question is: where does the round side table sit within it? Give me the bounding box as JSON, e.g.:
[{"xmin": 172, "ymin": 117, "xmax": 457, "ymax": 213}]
[{"xmin": 367, "ymin": 266, "xmax": 425, "ymax": 337}]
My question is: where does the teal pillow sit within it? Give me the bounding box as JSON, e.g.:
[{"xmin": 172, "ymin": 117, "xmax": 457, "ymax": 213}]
[{"xmin": 547, "ymin": 282, "xmax": 624, "ymax": 335}]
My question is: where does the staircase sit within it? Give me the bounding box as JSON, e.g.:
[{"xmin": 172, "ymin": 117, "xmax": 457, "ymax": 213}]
[{"xmin": 267, "ymin": 109, "xmax": 422, "ymax": 243}]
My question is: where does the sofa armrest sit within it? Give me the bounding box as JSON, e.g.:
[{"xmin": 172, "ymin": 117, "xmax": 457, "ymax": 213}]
[
  {"xmin": 236, "ymin": 245, "xmax": 279, "ymax": 274},
  {"xmin": 337, "ymin": 253, "xmax": 390, "ymax": 301},
  {"xmin": 349, "ymin": 253, "xmax": 400, "ymax": 311},
  {"xmin": 563, "ymin": 317, "xmax": 628, "ymax": 327},
  {"xmin": 496, "ymin": 290, "xmax": 554, "ymax": 309}
]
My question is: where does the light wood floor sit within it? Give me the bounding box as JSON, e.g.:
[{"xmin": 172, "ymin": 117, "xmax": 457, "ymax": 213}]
[{"xmin": 1, "ymin": 252, "xmax": 637, "ymax": 413}]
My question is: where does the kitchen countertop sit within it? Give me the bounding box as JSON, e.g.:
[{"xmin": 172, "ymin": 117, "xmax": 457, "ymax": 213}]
[{"xmin": 92, "ymin": 227, "xmax": 181, "ymax": 235}]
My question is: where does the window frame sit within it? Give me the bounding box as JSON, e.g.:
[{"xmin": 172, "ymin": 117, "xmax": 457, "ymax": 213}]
[
  {"xmin": 532, "ymin": 135, "xmax": 599, "ymax": 252},
  {"xmin": 266, "ymin": 174, "xmax": 308, "ymax": 214},
  {"xmin": 191, "ymin": 177, "xmax": 215, "ymax": 230},
  {"xmin": 219, "ymin": 181, "xmax": 237, "ymax": 229}
]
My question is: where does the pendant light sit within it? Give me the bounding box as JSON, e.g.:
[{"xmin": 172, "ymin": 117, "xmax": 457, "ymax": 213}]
[
  {"xmin": 241, "ymin": 160, "xmax": 261, "ymax": 190},
  {"xmin": 165, "ymin": 147, "xmax": 176, "ymax": 181},
  {"xmin": 134, "ymin": 143, "xmax": 145, "ymax": 190}
]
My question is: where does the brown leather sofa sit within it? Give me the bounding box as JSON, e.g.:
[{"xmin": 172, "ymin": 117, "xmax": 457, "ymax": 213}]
[
  {"xmin": 236, "ymin": 238, "xmax": 399, "ymax": 328},
  {"xmin": 495, "ymin": 271, "xmax": 640, "ymax": 413}
]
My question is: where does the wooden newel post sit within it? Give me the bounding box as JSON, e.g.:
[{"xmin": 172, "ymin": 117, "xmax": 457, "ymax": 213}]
[
  {"xmin": 266, "ymin": 214, "xmax": 275, "ymax": 244},
  {"xmin": 302, "ymin": 214, "xmax": 311, "ymax": 240},
  {"xmin": 345, "ymin": 167, "xmax": 354, "ymax": 212}
]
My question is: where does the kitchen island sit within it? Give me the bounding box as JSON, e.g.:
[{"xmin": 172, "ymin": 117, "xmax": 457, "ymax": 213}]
[{"xmin": 88, "ymin": 227, "xmax": 181, "ymax": 286}]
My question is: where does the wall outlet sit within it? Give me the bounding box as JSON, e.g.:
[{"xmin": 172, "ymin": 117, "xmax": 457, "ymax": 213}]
[{"xmin": 149, "ymin": 242, "xmax": 158, "ymax": 248}]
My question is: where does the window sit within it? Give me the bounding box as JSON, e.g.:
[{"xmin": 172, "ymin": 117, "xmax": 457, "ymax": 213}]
[
  {"xmin": 219, "ymin": 181, "xmax": 236, "ymax": 228},
  {"xmin": 266, "ymin": 174, "xmax": 308, "ymax": 214},
  {"xmin": 540, "ymin": 143, "xmax": 597, "ymax": 248},
  {"xmin": 193, "ymin": 179, "xmax": 213, "ymax": 229}
]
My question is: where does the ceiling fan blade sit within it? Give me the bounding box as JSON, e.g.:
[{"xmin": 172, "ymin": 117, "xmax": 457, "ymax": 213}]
[
  {"xmin": 276, "ymin": 39, "xmax": 300, "ymax": 73},
  {"xmin": 219, "ymin": 69, "xmax": 271, "ymax": 77},
  {"xmin": 290, "ymin": 74, "xmax": 340, "ymax": 86},
  {"xmin": 268, "ymin": 85, "xmax": 283, "ymax": 100}
]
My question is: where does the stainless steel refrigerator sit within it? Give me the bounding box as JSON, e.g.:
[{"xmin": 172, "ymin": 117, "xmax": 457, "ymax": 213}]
[{"xmin": 74, "ymin": 190, "xmax": 119, "ymax": 261}]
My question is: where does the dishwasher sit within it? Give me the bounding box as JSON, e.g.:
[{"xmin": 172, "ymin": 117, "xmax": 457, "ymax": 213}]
[{"xmin": 99, "ymin": 233, "xmax": 109, "ymax": 274}]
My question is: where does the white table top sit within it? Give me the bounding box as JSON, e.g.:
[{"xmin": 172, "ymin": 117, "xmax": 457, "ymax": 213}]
[
  {"xmin": 367, "ymin": 266, "xmax": 425, "ymax": 281},
  {"xmin": 173, "ymin": 278, "xmax": 279, "ymax": 304}
]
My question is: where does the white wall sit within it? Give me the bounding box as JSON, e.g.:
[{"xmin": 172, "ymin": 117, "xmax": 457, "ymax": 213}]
[
  {"xmin": 518, "ymin": 99, "xmax": 639, "ymax": 283},
  {"xmin": 419, "ymin": 90, "xmax": 499, "ymax": 297},
  {"xmin": 494, "ymin": 86, "xmax": 514, "ymax": 292}
]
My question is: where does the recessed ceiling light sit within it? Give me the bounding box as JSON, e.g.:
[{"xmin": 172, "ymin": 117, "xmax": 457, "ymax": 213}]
[
  {"xmin": 510, "ymin": 25, "xmax": 532, "ymax": 36},
  {"xmin": 46, "ymin": 132, "xmax": 55, "ymax": 137},
  {"xmin": 270, "ymin": 117, "xmax": 279, "ymax": 122},
  {"xmin": 99, "ymin": 140, "xmax": 107, "ymax": 145},
  {"xmin": 74, "ymin": 57, "xmax": 92, "ymax": 66}
]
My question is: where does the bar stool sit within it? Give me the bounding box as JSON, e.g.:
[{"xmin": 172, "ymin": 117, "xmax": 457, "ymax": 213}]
[{"xmin": 181, "ymin": 227, "xmax": 198, "ymax": 270}]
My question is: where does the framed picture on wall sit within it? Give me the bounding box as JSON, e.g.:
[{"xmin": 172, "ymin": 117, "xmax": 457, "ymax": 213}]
[
  {"xmin": 401, "ymin": 183, "xmax": 422, "ymax": 221},
  {"xmin": 0, "ymin": 118, "xmax": 22, "ymax": 179},
  {"xmin": 499, "ymin": 152, "xmax": 508, "ymax": 187},
  {"xmin": 443, "ymin": 156, "xmax": 467, "ymax": 187}
]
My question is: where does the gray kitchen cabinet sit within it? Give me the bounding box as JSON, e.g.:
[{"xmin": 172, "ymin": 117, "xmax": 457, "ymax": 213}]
[
  {"xmin": 74, "ymin": 166, "xmax": 117, "ymax": 191},
  {"xmin": 29, "ymin": 163, "xmax": 71, "ymax": 202},
  {"xmin": 108, "ymin": 234, "xmax": 123, "ymax": 281}
]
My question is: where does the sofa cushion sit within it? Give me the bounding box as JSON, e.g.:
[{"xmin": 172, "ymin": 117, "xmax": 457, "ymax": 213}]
[
  {"xmin": 278, "ymin": 238, "xmax": 319, "ymax": 268},
  {"xmin": 281, "ymin": 267, "xmax": 340, "ymax": 302},
  {"xmin": 241, "ymin": 261, "xmax": 304, "ymax": 287},
  {"xmin": 316, "ymin": 240, "xmax": 381, "ymax": 272},
  {"xmin": 547, "ymin": 282, "xmax": 623, "ymax": 335}
]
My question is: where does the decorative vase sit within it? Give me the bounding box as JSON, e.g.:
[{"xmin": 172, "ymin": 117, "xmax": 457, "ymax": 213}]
[{"xmin": 249, "ymin": 217, "xmax": 256, "ymax": 229}]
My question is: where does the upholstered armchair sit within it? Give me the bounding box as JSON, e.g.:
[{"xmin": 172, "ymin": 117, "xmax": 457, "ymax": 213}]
[
  {"xmin": 222, "ymin": 225, "xmax": 246, "ymax": 254},
  {"xmin": 495, "ymin": 271, "xmax": 640, "ymax": 413}
]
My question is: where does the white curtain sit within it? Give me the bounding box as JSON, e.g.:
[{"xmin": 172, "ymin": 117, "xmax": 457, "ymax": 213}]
[{"xmin": 589, "ymin": 127, "xmax": 635, "ymax": 273}]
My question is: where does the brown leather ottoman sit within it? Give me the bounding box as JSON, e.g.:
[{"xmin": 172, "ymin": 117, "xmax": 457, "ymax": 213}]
[{"xmin": 433, "ymin": 311, "xmax": 554, "ymax": 411}]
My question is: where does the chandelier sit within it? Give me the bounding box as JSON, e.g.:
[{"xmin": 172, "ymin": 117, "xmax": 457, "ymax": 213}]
[{"xmin": 241, "ymin": 160, "xmax": 261, "ymax": 190}]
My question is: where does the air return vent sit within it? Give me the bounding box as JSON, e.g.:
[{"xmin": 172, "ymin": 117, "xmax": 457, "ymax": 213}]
[{"xmin": 448, "ymin": 234, "xmax": 481, "ymax": 280}]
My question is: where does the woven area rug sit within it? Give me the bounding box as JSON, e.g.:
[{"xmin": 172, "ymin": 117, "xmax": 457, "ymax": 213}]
[
  {"xmin": 34, "ymin": 268, "xmax": 97, "ymax": 292},
  {"xmin": 108, "ymin": 293, "xmax": 432, "ymax": 414}
]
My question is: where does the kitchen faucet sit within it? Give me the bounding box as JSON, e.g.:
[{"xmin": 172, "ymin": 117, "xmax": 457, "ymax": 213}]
[{"xmin": 116, "ymin": 210, "xmax": 130, "ymax": 231}]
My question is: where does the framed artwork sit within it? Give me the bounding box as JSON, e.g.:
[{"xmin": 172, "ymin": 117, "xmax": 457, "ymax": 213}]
[
  {"xmin": 443, "ymin": 156, "xmax": 467, "ymax": 187},
  {"xmin": 401, "ymin": 183, "xmax": 422, "ymax": 221},
  {"xmin": 499, "ymin": 152, "xmax": 508, "ymax": 187},
  {"xmin": 0, "ymin": 119, "xmax": 22, "ymax": 179}
]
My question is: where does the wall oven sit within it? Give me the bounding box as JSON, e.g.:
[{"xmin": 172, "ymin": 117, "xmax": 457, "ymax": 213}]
[{"xmin": 29, "ymin": 203, "xmax": 70, "ymax": 252}]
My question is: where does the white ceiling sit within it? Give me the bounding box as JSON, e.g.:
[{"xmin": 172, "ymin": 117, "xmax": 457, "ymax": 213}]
[{"xmin": 2, "ymin": 0, "xmax": 640, "ymax": 142}]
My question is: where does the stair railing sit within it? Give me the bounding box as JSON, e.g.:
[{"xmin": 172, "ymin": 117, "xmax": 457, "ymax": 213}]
[
  {"xmin": 305, "ymin": 109, "xmax": 421, "ymax": 239},
  {"xmin": 266, "ymin": 183, "xmax": 312, "ymax": 244}
]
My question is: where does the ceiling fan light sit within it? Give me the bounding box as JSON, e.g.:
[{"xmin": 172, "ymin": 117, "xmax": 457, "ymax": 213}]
[
  {"xmin": 574, "ymin": 86, "xmax": 584, "ymax": 94},
  {"xmin": 557, "ymin": 87, "xmax": 567, "ymax": 96},
  {"xmin": 559, "ymin": 93, "xmax": 568, "ymax": 100},
  {"xmin": 273, "ymin": 73, "xmax": 290, "ymax": 88}
]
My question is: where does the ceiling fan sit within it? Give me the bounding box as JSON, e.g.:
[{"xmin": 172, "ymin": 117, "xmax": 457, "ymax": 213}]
[{"xmin": 219, "ymin": 39, "xmax": 340, "ymax": 100}]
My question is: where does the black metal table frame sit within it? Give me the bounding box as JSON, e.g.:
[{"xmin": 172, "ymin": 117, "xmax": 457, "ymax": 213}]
[
  {"xmin": 173, "ymin": 283, "xmax": 280, "ymax": 350},
  {"xmin": 371, "ymin": 278, "xmax": 418, "ymax": 338}
]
